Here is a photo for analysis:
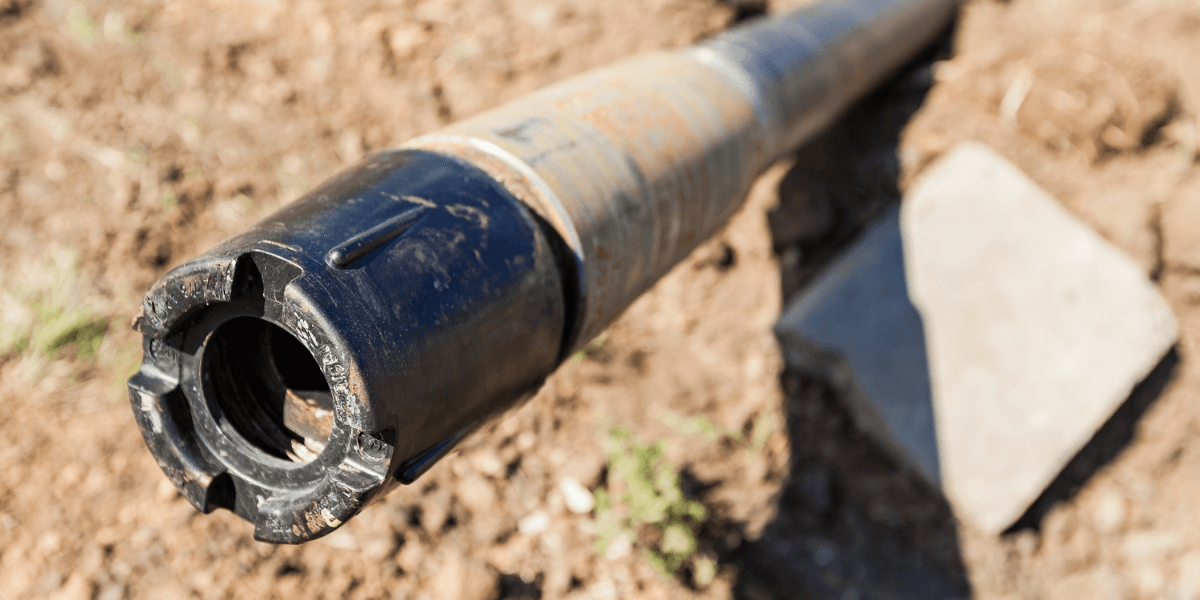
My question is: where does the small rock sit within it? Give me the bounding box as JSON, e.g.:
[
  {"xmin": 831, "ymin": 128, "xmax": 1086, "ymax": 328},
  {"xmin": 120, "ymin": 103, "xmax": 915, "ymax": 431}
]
[
  {"xmin": 361, "ymin": 533, "xmax": 396, "ymax": 560},
  {"xmin": 431, "ymin": 553, "xmax": 463, "ymax": 600},
  {"xmin": 456, "ymin": 473, "xmax": 497, "ymax": 515},
  {"xmin": 516, "ymin": 431, "xmax": 536, "ymax": 451},
  {"xmin": 56, "ymin": 463, "xmax": 85, "ymax": 487},
  {"xmin": 420, "ymin": 493, "xmax": 450, "ymax": 534},
  {"xmin": 431, "ymin": 552, "xmax": 496, "ymax": 600},
  {"xmin": 320, "ymin": 526, "xmax": 359, "ymax": 551},
  {"xmin": 387, "ymin": 24, "xmax": 428, "ymax": 60},
  {"xmin": 395, "ymin": 533, "xmax": 425, "ymax": 574},
  {"xmin": 156, "ymin": 478, "xmax": 180, "ymax": 501},
  {"xmin": 605, "ymin": 533, "xmax": 632, "ymax": 560},
  {"xmin": 460, "ymin": 560, "xmax": 498, "ymax": 600},
  {"xmin": 1091, "ymin": 491, "xmax": 1127, "ymax": 535},
  {"xmin": 1122, "ymin": 530, "xmax": 1181, "ymax": 562},
  {"xmin": 1011, "ymin": 530, "xmax": 1039, "ymax": 558},
  {"xmin": 95, "ymin": 583, "xmax": 125, "ymax": 600},
  {"xmin": 35, "ymin": 531, "xmax": 62, "ymax": 556},
  {"xmin": 1046, "ymin": 527, "xmax": 1098, "ymax": 577},
  {"xmin": 471, "ymin": 452, "xmax": 505, "ymax": 478},
  {"xmin": 0, "ymin": 40, "xmax": 56, "ymax": 92},
  {"xmin": 518, "ymin": 512, "xmax": 549, "ymax": 536},
  {"xmin": 559, "ymin": 477, "xmax": 595, "ymax": 515},
  {"xmin": 693, "ymin": 555, "xmax": 718, "ymax": 588},
  {"xmin": 48, "ymin": 574, "xmax": 89, "ymax": 600},
  {"xmin": 138, "ymin": 582, "xmax": 191, "ymax": 600},
  {"xmin": 337, "ymin": 130, "xmax": 363, "ymax": 164},
  {"xmin": 1176, "ymin": 551, "xmax": 1200, "ymax": 600},
  {"xmin": 1133, "ymin": 565, "xmax": 1166, "ymax": 598}
]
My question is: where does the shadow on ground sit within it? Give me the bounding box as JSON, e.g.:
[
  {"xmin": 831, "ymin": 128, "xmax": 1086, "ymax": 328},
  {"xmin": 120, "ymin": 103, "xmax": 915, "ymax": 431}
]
[
  {"xmin": 718, "ymin": 34, "xmax": 974, "ymax": 599},
  {"xmin": 710, "ymin": 21, "xmax": 1181, "ymax": 598}
]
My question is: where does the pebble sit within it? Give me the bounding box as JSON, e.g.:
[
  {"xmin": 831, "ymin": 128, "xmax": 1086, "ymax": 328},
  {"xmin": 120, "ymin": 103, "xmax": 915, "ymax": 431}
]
[
  {"xmin": 156, "ymin": 478, "xmax": 179, "ymax": 502},
  {"xmin": 361, "ymin": 533, "xmax": 395, "ymax": 560},
  {"xmin": 430, "ymin": 553, "xmax": 462, "ymax": 600},
  {"xmin": 319, "ymin": 527, "xmax": 359, "ymax": 551},
  {"xmin": 35, "ymin": 531, "xmax": 62, "ymax": 556},
  {"xmin": 559, "ymin": 477, "xmax": 595, "ymax": 515},
  {"xmin": 471, "ymin": 452, "xmax": 505, "ymax": 478},
  {"xmin": 395, "ymin": 534, "xmax": 425, "ymax": 574},
  {"xmin": 420, "ymin": 495, "xmax": 450, "ymax": 534},
  {"xmin": 1122, "ymin": 530, "xmax": 1182, "ymax": 562},
  {"xmin": 94, "ymin": 584, "xmax": 125, "ymax": 600},
  {"xmin": 518, "ymin": 512, "xmax": 549, "ymax": 535},
  {"xmin": 48, "ymin": 574, "xmax": 89, "ymax": 600},
  {"xmin": 1133, "ymin": 564, "xmax": 1166, "ymax": 598},
  {"xmin": 387, "ymin": 24, "xmax": 428, "ymax": 60},
  {"xmin": 431, "ymin": 553, "xmax": 495, "ymax": 600},
  {"xmin": 1091, "ymin": 490, "xmax": 1127, "ymax": 535},
  {"xmin": 605, "ymin": 533, "xmax": 632, "ymax": 560},
  {"xmin": 1175, "ymin": 551, "xmax": 1200, "ymax": 600},
  {"xmin": 456, "ymin": 474, "xmax": 497, "ymax": 515},
  {"xmin": 516, "ymin": 431, "xmax": 536, "ymax": 451}
]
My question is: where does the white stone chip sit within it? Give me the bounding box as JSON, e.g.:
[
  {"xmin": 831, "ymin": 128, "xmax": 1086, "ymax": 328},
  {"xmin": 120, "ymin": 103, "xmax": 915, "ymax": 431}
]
[
  {"xmin": 518, "ymin": 511, "xmax": 549, "ymax": 535},
  {"xmin": 776, "ymin": 142, "xmax": 1178, "ymax": 534},
  {"xmin": 559, "ymin": 477, "xmax": 596, "ymax": 514},
  {"xmin": 604, "ymin": 533, "xmax": 632, "ymax": 560}
]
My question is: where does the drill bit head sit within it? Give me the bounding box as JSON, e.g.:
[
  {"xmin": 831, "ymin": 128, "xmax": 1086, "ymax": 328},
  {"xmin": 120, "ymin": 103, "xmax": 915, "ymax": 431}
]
[{"xmin": 129, "ymin": 150, "xmax": 567, "ymax": 543}]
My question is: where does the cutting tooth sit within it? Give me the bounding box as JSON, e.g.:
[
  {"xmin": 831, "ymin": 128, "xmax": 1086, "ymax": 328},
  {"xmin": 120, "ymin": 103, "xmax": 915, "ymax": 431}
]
[
  {"xmin": 291, "ymin": 439, "xmax": 320, "ymax": 462},
  {"xmin": 305, "ymin": 437, "xmax": 327, "ymax": 456}
]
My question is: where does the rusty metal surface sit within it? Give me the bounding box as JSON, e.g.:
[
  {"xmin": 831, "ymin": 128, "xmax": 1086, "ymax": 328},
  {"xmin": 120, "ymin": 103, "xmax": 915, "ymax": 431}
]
[
  {"xmin": 128, "ymin": 0, "xmax": 959, "ymax": 543},
  {"xmin": 406, "ymin": 53, "xmax": 762, "ymax": 349},
  {"xmin": 405, "ymin": 0, "xmax": 958, "ymax": 351}
]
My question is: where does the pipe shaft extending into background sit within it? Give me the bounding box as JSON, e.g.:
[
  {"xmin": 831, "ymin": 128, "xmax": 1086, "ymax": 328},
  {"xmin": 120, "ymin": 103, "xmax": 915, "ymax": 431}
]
[
  {"xmin": 408, "ymin": 0, "xmax": 957, "ymax": 350},
  {"xmin": 129, "ymin": 0, "xmax": 957, "ymax": 543}
]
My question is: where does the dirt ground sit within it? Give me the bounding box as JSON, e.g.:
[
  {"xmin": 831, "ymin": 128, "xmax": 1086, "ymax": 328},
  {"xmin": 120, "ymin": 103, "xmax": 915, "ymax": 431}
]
[{"xmin": 3, "ymin": 0, "xmax": 1200, "ymax": 598}]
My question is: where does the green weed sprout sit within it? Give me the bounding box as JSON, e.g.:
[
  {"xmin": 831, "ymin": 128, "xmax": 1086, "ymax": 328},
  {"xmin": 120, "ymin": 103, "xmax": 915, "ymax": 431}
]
[
  {"xmin": 655, "ymin": 407, "xmax": 776, "ymax": 455},
  {"xmin": 593, "ymin": 428, "xmax": 707, "ymax": 578},
  {"xmin": 31, "ymin": 302, "xmax": 108, "ymax": 357},
  {"xmin": 570, "ymin": 332, "xmax": 608, "ymax": 363},
  {"xmin": 0, "ymin": 248, "xmax": 109, "ymax": 359}
]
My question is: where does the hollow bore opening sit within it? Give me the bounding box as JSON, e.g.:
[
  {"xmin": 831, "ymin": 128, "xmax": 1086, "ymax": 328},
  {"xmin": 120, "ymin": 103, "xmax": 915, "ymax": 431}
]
[{"xmin": 203, "ymin": 317, "xmax": 334, "ymax": 463}]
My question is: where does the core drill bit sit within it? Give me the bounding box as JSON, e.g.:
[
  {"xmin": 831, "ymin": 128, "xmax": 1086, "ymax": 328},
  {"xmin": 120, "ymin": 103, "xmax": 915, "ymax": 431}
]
[{"xmin": 128, "ymin": 0, "xmax": 957, "ymax": 543}]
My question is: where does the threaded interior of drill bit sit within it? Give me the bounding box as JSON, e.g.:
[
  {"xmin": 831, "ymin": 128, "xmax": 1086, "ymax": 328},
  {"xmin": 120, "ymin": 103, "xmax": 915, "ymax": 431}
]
[{"xmin": 203, "ymin": 317, "xmax": 334, "ymax": 463}]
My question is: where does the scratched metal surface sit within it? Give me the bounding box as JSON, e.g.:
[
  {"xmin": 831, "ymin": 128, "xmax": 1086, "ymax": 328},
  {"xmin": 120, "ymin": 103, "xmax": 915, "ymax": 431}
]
[{"xmin": 406, "ymin": 0, "xmax": 958, "ymax": 351}]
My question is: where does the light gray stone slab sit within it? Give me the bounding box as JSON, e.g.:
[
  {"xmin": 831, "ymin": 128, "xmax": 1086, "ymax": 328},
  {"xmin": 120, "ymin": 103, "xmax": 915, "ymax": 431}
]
[{"xmin": 776, "ymin": 142, "xmax": 1178, "ymax": 533}]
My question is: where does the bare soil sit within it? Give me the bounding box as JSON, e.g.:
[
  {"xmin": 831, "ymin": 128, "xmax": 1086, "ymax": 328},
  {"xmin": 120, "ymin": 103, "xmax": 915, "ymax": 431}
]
[{"xmin": 2, "ymin": 0, "xmax": 1200, "ymax": 598}]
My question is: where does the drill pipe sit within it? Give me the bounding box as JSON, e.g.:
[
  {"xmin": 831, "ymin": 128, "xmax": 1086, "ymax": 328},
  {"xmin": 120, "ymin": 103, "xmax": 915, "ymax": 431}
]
[{"xmin": 129, "ymin": 0, "xmax": 956, "ymax": 543}]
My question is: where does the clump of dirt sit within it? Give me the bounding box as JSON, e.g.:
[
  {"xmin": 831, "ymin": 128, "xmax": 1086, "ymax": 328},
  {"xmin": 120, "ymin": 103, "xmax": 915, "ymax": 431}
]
[
  {"xmin": 1014, "ymin": 50, "xmax": 1176, "ymax": 158},
  {"xmin": 947, "ymin": 39, "xmax": 1179, "ymax": 161}
]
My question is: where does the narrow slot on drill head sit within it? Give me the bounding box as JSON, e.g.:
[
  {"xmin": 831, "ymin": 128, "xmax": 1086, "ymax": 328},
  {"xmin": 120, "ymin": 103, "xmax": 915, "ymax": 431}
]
[{"xmin": 203, "ymin": 317, "xmax": 334, "ymax": 463}]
